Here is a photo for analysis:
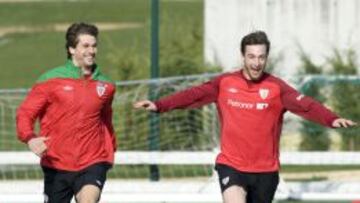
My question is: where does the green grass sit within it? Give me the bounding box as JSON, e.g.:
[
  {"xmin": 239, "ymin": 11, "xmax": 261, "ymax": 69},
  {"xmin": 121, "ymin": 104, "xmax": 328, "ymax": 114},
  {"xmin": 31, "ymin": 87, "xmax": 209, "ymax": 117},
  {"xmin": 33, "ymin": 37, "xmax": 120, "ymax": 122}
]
[
  {"xmin": 281, "ymin": 165, "xmax": 360, "ymax": 181},
  {"xmin": 281, "ymin": 165, "xmax": 360, "ymax": 173},
  {"xmin": 0, "ymin": 0, "xmax": 149, "ymax": 26},
  {"xmin": 0, "ymin": 29, "xmax": 147, "ymax": 88},
  {"xmin": 0, "ymin": 164, "xmax": 213, "ymax": 180},
  {"xmin": 0, "ymin": 0, "xmax": 203, "ymax": 88}
]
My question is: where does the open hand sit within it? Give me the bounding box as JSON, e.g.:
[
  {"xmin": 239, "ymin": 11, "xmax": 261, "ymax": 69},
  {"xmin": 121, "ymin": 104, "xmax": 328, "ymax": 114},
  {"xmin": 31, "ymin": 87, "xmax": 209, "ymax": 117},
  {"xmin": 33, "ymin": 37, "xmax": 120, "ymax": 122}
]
[
  {"xmin": 332, "ymin": 118, "xmax": 357, "ymax": 128},
  {"xmin": 133, "ymin": 100, "xmax": 157, "ymax": 111}
]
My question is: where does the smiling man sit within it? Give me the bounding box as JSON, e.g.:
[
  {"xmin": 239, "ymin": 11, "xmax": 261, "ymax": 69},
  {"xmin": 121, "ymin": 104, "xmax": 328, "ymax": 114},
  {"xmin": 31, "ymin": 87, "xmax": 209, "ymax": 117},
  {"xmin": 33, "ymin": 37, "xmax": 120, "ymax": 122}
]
[
  {"xmin": 133, "ymin": 31, "xmax": 356, "ymax": 203},
  {"xmin": 16, "ymin": 22, "xmax": 116, "ymax": 203}
]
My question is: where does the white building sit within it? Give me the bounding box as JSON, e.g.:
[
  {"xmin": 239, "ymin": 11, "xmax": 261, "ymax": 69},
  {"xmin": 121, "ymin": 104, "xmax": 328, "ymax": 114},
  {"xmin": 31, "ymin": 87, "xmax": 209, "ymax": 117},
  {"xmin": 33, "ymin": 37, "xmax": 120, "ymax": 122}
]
[{"xmin": 204, "ymin": 0, "xmax": 360, "ymax": 76}]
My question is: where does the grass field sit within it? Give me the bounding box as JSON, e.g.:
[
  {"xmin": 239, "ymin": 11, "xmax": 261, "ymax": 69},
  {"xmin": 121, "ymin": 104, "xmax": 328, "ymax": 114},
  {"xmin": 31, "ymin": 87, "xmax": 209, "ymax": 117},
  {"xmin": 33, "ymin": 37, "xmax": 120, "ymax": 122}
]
[{"xmin": 0, "ymin": 0, "xmax": 203, "ymax": 88}]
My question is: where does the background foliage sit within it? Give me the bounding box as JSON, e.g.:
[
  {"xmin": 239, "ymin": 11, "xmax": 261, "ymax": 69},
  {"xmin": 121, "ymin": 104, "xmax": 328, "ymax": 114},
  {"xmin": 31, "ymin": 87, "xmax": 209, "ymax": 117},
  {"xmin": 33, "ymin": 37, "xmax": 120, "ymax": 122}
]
[{"xmin": 0, "ymin": 0, "xmax": 215, "ymax": 88}]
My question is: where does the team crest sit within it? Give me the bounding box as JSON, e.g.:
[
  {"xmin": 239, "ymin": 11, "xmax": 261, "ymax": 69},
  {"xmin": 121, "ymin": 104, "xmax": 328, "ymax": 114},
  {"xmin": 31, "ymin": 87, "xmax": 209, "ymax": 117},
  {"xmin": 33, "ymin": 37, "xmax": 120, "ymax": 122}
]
[
  {"xmin": 259, "ymin": 88, "xmax": 269, "ymax": 100},
  {"xmin": 96, "ymin": 82, "xmax": 107, "ymax": 97}
]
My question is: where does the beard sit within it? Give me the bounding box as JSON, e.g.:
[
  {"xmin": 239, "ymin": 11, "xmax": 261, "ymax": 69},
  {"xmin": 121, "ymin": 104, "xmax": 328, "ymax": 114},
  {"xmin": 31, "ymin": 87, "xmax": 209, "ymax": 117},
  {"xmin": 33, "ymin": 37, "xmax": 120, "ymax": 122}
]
[{"xmin": 244, "ymin": 65, "xmax": 265, "ymax": 81}]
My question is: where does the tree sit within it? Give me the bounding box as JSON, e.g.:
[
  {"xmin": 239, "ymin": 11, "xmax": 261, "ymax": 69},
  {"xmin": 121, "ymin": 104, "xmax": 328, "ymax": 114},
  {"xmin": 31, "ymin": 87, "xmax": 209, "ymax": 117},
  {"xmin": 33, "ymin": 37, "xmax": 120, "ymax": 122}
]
[
  {"xmin": 298, "ymin": 49, "xmax": 330, "ymax": 150},
  {"xmin": 327, "ymin": 49, "xmax": 360, "ymax": 150}
]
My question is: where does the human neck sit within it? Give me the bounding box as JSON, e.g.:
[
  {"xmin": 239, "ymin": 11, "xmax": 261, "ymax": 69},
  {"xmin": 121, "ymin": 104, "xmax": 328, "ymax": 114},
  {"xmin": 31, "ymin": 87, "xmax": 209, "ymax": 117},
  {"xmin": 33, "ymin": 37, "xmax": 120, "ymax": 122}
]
[
  {"xmin": 81, "ymin": 67, "xmax": 93, "ymax": 75},
  {"xmin": 241, "ymin": 68, "xmax": 252, "ymax": 80},
  {"xmin": 72, "ymin": 60, "xmax": 93, "ymax": 75}
]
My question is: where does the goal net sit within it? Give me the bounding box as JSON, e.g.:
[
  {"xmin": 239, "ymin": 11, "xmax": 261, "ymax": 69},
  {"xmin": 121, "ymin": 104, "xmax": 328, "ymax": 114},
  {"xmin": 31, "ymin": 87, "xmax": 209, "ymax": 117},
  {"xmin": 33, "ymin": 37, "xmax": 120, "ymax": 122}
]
[{"xmin": 0, "ymin": 73, "xmax": 359, "ymax": 202}]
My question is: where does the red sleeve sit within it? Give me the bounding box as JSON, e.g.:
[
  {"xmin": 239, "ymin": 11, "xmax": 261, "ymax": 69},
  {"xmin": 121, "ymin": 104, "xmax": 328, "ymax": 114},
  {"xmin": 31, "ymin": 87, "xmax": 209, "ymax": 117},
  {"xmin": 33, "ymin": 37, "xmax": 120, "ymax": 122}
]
[
  {"xmin": 16, "ymin": 83, "xmax": 49, "ymax": 143},
  {"xmin": 154, "ymin": 76, "xmax": 221, "ymax": 113},
  {"xmin": 279, "ymin": 80, "xmax": 338, "ymax": 127},
  {"xmin": 102, "ymin": 86, "xmax": 116, "ymax": 151}
]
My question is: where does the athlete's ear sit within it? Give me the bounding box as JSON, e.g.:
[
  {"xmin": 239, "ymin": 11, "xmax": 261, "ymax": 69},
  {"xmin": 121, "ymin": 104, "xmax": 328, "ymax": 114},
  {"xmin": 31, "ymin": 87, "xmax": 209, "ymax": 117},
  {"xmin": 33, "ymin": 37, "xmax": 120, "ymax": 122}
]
[{"xmin": 69, "ymin": 47, "xmax": 75, "ymax": 55}]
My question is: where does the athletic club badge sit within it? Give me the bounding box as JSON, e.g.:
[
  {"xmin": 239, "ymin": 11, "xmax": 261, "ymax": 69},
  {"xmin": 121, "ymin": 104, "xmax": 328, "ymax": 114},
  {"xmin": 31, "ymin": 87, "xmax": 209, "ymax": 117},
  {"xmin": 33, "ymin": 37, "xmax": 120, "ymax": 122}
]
[
  {"xmin": 259, "ymin": 88, "xmax": 269, "ymax": 100},
  {"xmin": 96, "ymin": 82, "xmax": 107, "ymax": 97}
]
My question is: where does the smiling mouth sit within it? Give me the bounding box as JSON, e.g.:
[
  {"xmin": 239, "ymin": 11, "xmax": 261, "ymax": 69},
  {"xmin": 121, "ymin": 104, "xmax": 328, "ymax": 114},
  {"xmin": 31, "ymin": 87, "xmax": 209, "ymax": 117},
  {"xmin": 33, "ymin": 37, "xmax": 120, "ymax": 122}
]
[
  {"xmin": 85, "ymin": 57, "xmax": 95, "ymax": 61},
  {"xmin": 250, "ymin": 68, "xmax": 261, "ymax": 73}
]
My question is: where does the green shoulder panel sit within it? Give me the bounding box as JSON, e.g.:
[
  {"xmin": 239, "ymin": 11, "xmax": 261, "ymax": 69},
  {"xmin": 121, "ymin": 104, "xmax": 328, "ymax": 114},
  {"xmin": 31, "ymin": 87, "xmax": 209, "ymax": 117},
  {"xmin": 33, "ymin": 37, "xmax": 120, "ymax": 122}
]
[
  {"xmin": 36, "ymin": 60, "xmax": 113, "ymax": 84},
  {"xmin": 36, "ymin": 65, "xmax": 80, "ymax": 83},
  {"xmin": 36, "ymin": 60, "xmax": 80, "ymax": 83},
  {"xmin": 91, "ymin": 66, "xmax": 114, "ymax": 84}
]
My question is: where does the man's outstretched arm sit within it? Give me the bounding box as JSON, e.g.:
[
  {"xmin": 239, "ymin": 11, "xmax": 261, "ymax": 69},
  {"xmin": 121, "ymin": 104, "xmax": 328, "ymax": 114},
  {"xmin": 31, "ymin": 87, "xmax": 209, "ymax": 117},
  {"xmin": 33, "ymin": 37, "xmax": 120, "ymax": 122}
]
[
  {"xmin": 280, "ymin": 80, "xmax": 357, "ymax": 128},
  {"xmin": 134, "ymin": 77, "xmax": 221, "ymax": 113}
]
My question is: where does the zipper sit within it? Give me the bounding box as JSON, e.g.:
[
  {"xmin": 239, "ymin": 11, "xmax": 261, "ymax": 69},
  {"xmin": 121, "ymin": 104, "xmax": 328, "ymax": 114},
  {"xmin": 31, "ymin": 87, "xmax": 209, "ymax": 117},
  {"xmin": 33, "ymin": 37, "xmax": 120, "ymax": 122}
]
[{"xmin": 74, "ymin": 76, "xmax": 89, "ymax": 168}]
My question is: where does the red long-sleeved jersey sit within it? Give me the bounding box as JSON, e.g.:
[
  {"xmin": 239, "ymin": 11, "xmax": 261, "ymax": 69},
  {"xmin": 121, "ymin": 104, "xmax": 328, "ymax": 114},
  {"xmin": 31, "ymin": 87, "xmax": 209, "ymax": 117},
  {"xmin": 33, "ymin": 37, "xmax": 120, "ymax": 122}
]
[
  {"xmin": 16, "ymin": 60, "xmax": 116, "ymax": 171},
  {"xmin": 155, "ymin": 70, "xmax": 338, "ymax": 172}
]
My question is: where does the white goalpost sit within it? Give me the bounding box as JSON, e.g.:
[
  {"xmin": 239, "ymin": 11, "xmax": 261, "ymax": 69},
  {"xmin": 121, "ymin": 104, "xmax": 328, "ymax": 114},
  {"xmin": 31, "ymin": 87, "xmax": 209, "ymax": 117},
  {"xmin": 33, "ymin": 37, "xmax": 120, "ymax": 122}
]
[{"xmin": 3, "ymin": 151, "xmax": 360, "ymax": 166}]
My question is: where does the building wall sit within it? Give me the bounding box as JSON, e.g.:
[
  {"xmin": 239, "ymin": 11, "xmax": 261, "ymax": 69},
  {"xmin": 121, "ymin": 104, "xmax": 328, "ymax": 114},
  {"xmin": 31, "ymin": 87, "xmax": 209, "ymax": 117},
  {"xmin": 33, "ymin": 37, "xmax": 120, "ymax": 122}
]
[{"xmin": 204, "ymin": 0, "xmax": 360, "ymax": 76}]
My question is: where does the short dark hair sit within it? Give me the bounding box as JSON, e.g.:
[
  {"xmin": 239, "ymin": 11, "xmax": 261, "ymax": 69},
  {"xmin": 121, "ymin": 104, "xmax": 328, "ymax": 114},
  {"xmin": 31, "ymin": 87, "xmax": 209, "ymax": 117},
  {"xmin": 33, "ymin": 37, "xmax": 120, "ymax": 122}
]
[
  {"xmin": 240, "ymin": 31, "xmax": 270, "ymax": 56},
  {"xmin": 65, "ymin": 22, "xmax": 98, "ymax": 59}
]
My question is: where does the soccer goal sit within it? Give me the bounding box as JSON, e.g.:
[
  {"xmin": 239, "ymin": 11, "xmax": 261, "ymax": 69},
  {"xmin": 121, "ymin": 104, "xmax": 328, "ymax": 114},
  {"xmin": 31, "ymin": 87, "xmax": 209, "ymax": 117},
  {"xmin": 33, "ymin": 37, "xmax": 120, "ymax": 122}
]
[{"xmin": 0, "ymin": 73, "xmax": 359, "ymax": 203}]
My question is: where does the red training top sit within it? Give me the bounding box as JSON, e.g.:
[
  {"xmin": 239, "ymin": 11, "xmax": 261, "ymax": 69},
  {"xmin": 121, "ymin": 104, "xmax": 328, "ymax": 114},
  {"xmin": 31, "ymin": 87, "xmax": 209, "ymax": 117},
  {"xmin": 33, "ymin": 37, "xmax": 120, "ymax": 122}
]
[
  {"xmin": 16, "ymin": 60, "xmax": 116, "ymax": 171},
  {"xmin": 155, "ymin": 70, "xmax": 338, "ymax": 172}
]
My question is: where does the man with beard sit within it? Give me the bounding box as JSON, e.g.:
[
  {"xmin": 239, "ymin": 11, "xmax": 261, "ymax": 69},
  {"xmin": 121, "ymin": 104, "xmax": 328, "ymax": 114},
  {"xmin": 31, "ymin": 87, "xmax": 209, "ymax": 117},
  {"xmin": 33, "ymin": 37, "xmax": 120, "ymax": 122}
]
[{"xmin": 134, "ymin": 31, "xmax": 357, "ymax": 203}]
